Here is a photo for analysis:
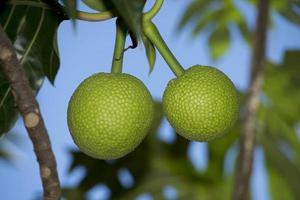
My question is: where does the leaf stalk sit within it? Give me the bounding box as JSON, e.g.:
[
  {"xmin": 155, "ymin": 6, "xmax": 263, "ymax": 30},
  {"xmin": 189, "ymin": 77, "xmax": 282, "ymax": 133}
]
[
  {"xmin": 143, "ymin": 0, "xmax": 164, "ymax": 21},
  {"xmin": 143, "ymin": 21, "xmax": 185, "ymax": 77},
  {"xmin": 76, "ymin": 10, "xmax": 115, "ymax": 21}
]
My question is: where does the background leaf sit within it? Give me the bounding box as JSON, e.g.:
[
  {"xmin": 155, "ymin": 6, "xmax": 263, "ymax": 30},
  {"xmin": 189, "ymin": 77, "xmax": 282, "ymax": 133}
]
[
  {"xmin": 178, "ymin": 0, "xmax": 246, "ymax": 61},
  {"xmin": 0, "ymin": 0, "xmax": 64, "ymax": 136},
  {"xmin": 0, "ymin": 132, "xmax": 23, "ymax": 164},
  {"xmin": 257, "ymin": 50, "xmax": 300, "ymax": 199},
  {"xmin": 209, "ymin": 26, "xmax": 230, "ymax": 60}
]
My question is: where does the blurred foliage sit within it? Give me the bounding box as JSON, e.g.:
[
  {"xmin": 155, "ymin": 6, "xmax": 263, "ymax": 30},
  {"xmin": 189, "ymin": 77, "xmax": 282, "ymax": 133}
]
[
  {"xmin": 0, "ymin": 132, "xmax": 22, "ymax": 163},
  {"xmin": 0, "ymin": 139, "xmax": 12, "ymax": 161},
  {"xmin": 258, "ymin": 50, "xmax": 300, "ymax": 200},
  {"xmin": 251, "ymin": 0, "xmax": 300, "ymax": 25},
  {"xmin": 178, "ymin": 0, "xmax": 300, "ymax": 60},
  {"xmin": 178, "ymin": 0, "xmax": 250, "ymax": 60},
  {"xmin": 0, "ymin": 0, "xmax": 65, "ymax": 136},
  {"xmin": 63, "ymin": 50, "xmax": 300, "ymax": 199}
]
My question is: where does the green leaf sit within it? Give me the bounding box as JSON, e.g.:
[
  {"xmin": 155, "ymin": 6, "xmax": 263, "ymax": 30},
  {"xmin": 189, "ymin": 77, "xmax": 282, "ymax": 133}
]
[
  {"xmin": 205, "ymin": 122, "xmax": 240, "ymax": 181},
  {"xmin": 111, "ymin": 0, "xmax": 146, "ymax": 38},
  {"xmin": 279, "ymin": 6, "xmax": 300, "ymax": 25},
  {"xmin": 262, "ymin": 135, "xmax": 300, "ymax": 199},
  {"xmin": 191, "ymin": 9, "xmax": 219, "ymax": 36},
  {"xmin": 142, "ymin": 35, "xmax": 156, "ymax": 74},
  {"xmin": 68, "ymin": 141, "xmax": 150, "ymax": 198},
  {"xmin": 263, "ymin": 51, "xmax": 300, "ymax": 124},
  {"xmin": 82, "ymin": 0, "xmax": 113, "ymax": 12},
  {"xmin": 0, "ymin": 0, "xmax": 64, "ymax": 136},
  {"xmin": 178, "ymin": 0, "xmax": 250, "ymax": 59},
  {"xmin": 282, "ymin": 50, "xmax": 300, "ymax": 67},
  {"xmin": 62, "ymin": 188, "xmax": 85, "ymax": 200},
  {"xmin": 267, "ymin": 165, "xmax": 294, "ymax": 200},
  {"xmin": 62, "ymin": 0, "xmax": 77, "ymax": 26},
  {"xmin": 236, "ymin": 19, "xmax": 251, "ymax": 44},
  {"xmin": 209, "ymin": 25, "xmax": 230, "ymax": 60},
  {"xmin": 258, "ymin": 51, "xmax": 300, "ymax": 198},
  {"xmin": 177, "ymin": 0, "xmax": 209, "ymax": 29},
  {"xmin": 268, "ymin": 0, "xmax": 300, "ymax": 26}
]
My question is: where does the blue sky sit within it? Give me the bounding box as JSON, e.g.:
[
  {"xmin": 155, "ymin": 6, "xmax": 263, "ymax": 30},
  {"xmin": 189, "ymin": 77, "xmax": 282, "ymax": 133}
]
[{"xmin": 0, "ymin": 1, "xmax": 300, "ymax": 199}]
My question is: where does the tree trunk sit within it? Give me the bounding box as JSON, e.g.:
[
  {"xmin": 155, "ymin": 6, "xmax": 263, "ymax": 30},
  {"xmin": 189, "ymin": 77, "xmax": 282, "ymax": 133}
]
[{"xmin": 232, "ymin": 0, "xmax": 270, "ymax": 199}]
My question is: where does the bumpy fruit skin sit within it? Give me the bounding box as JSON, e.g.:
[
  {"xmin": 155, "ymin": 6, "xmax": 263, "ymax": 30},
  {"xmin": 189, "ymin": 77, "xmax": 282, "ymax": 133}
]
[
  {"xmin": 163, "ymin": 65, "xmax": 239, "ymax": 142},
  {"xmin": 67, "ymin": 73, "xmax": 154, "ymax": 160}
]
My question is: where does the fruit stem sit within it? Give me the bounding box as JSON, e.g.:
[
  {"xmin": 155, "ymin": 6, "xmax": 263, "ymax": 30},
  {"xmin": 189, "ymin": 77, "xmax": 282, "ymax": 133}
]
[
  {"xmin": 143, "ymin": 0, "xmax": 164, "ymax": 21},
  {"xmin": 76, "ymin": 10, "xmax": 115, "ymax": 21},
  {"xmin": 143, "ymin": 21, "xmax": 185, "ymax": 77},
  {"xmin": 111, "ymin": 18, "xmax": 127, "ymax": 73}
]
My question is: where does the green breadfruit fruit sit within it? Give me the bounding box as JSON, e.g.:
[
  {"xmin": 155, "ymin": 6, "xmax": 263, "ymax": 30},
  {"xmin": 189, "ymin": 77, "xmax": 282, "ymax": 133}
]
[
  {"xmin": 163, "ymin": 65, "xmax": 239, "ymax": 142},
  {"xmin": 68, "ymin": 73, "xmax": 154, "ymax": 160}
]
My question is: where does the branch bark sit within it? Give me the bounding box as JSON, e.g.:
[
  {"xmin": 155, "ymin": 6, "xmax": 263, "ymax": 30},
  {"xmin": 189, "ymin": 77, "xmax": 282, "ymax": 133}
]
[
  {"xmin": 232, "ymin": 0, "xmax": 269, "ymax": 199},
  {"xmin": 0, "ymin": 26, "xmax": 61, "ymax": 199}
]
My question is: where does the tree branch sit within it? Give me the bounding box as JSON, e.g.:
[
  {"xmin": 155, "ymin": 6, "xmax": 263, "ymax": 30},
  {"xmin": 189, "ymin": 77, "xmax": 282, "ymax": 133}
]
[
  {"xmin": 232, "ymin": 0, "xmax": 269, "ymax": 199},
  {"xmin": 0, "ymin": 26, "xmax": 61, "ymax": 199}
]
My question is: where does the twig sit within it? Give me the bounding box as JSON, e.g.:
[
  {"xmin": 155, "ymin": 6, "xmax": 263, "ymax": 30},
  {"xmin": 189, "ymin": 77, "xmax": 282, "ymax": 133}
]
[
  {"xmin": 232, "ymin": 0, "xmax": 269, "ymax": 199},
  {"xmin": 0, "ymin": 26, "xmax": 61, "ymax": 199}
]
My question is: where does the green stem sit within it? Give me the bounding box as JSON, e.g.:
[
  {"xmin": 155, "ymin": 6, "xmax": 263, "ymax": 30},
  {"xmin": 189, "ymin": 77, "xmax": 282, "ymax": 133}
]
[
  {"xmin": 143, "ymin": 21, "xmax": 185, "ymax": 77},
  {"xmin": 111, "ymin": 18, "xmax": 127, "ymax": 73},
  {"xmin": 143, "ymin": 0, "xmax": 164, "ymax": 20},
  {"xmin": 77, "ymin": 10, "xmax": 115, "ymax": 21}
]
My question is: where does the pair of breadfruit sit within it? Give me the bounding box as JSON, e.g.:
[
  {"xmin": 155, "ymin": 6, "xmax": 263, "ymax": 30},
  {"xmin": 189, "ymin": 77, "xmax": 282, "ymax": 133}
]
[{"xmin": 67, "ymin": 65, "xmax": 239, "ymax": 160}]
